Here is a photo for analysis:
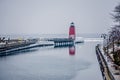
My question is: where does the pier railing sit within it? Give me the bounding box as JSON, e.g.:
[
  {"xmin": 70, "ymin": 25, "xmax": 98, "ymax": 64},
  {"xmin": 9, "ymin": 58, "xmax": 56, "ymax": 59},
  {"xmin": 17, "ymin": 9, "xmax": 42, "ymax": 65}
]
[{"xmin": 96, "ymin": 45, "xmax": 115, "ymax": 80}]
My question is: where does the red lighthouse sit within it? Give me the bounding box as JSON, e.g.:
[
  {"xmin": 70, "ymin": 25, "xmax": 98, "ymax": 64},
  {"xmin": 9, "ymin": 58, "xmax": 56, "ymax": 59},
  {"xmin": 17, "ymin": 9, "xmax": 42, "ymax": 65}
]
[{"xmin": 69, "ymin": 22, "xmax": 76, "ymax": 40}]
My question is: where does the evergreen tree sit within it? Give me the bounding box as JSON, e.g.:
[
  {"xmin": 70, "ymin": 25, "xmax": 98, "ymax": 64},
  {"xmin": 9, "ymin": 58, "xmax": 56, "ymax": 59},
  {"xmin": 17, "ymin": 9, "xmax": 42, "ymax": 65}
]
[{"xmin": 112, "ymin": 3, "xmax": 120, "ymax": 25}]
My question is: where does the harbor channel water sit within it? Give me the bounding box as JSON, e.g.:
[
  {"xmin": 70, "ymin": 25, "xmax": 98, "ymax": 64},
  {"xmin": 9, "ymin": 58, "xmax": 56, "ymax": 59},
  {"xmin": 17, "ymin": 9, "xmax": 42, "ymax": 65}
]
[{"xmin": 0, "ymin": 38, "xmax": 103, "ymax": 80}]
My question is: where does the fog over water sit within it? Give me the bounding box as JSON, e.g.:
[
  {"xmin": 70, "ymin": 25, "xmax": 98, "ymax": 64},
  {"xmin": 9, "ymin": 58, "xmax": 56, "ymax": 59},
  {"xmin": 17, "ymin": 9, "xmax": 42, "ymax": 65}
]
[{"xmin": 0, "ymin": 0, "xmax": 119, "ymax": 34}]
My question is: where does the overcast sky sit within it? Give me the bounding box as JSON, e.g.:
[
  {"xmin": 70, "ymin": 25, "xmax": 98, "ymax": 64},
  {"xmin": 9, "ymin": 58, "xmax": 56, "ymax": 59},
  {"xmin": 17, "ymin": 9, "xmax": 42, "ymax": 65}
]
[{"xmin": 0, "ymin": 0, "xmax": 119, "ymax": 35}]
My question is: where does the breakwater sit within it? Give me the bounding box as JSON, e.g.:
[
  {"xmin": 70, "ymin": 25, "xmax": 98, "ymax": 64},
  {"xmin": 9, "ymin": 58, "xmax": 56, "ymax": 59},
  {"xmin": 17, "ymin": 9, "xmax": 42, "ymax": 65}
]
[{"xmin": 0, "ymin": 38, "xmax": 76, "ymax": 56}]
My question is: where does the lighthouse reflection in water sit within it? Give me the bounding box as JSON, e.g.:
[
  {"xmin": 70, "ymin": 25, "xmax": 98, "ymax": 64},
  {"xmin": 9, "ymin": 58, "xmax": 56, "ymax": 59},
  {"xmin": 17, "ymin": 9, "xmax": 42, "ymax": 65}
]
[{"xmin": 69, "ymin": 45, "xmax": 75, "ymax": 55}]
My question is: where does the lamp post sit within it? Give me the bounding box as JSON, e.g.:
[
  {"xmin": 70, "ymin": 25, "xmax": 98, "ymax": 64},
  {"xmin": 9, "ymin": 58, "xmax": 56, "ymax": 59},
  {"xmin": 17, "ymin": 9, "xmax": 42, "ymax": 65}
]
[{"xmin": 101, "ymin": 34, "xmax": 109, "ymax": 54}]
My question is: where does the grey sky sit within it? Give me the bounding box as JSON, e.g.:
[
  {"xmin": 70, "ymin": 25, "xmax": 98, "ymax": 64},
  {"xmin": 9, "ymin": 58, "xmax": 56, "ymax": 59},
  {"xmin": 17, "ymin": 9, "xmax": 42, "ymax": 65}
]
[{"xmin": 0, "ymin": 0, "xmax": 119, "ymax": 34}]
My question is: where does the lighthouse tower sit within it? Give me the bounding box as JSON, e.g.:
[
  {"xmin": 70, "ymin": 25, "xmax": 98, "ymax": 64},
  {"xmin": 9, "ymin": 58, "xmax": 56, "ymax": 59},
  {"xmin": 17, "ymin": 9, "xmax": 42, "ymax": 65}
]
[{"xmin": 69, "ymin": 22, "xmax": 76, "ymax": 40}]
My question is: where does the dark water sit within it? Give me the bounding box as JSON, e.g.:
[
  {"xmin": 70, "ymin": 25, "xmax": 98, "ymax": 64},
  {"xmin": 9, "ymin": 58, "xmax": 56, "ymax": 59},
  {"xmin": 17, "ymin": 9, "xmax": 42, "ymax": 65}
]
[{"xmin": 0, "ymin": 40, "xmax": 103, "ymax": 80}]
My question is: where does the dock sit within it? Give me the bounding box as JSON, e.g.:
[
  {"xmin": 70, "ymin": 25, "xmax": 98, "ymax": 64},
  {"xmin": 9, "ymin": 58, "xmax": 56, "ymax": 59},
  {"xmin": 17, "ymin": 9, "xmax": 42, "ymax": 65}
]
[{"xmin": 0, "ymin": 38, "xmax": 39, "ymax": 55}]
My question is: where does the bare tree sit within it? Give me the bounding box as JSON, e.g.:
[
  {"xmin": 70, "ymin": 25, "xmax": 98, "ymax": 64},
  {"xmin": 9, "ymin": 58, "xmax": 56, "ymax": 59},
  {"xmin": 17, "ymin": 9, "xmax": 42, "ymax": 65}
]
[{"xmin": 107, "ymin": 3, "xmax": 120, "ymax": 66}]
